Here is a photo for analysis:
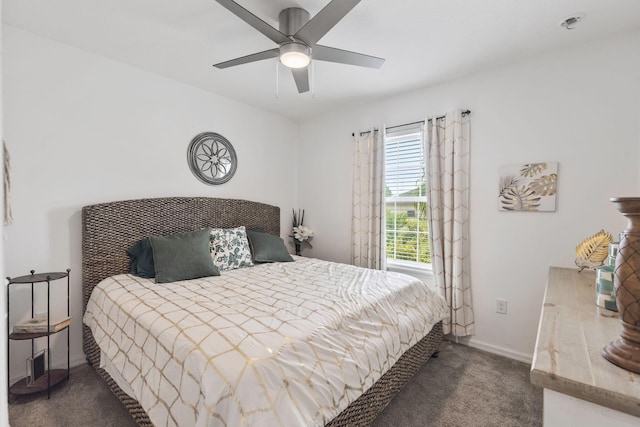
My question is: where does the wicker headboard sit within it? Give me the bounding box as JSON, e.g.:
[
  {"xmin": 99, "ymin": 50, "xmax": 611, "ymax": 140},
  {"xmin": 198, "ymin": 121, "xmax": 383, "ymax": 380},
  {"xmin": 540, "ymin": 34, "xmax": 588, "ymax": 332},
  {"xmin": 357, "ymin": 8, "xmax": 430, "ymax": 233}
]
[{"xmin": 81, "ymin": 197, "xmax": 280, "ymax": 314}]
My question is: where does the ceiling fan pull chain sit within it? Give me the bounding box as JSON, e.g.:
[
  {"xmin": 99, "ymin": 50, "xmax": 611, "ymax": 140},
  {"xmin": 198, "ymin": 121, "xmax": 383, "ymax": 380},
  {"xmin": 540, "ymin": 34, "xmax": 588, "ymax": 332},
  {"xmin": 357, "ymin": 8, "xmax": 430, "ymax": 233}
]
[
  {"xmin": 311, "ymin": 60, "xmax": 315, "ymax": 99},
  {"xmin": 275, "ymin": 60, "xmax": 279, "ymax": 99}
]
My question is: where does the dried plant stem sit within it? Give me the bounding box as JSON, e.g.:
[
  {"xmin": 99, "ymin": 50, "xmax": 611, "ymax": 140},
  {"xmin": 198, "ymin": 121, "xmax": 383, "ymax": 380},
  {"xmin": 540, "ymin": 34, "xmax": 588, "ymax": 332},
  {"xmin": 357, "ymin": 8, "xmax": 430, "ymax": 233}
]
[{"xmin": 292, "ymin": 209, "xmax": 305, "ymax": 227}]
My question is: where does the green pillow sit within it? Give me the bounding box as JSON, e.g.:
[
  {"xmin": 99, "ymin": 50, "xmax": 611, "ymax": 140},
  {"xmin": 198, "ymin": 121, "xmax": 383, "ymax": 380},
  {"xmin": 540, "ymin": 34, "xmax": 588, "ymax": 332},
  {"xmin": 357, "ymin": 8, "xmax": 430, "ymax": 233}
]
[
  {"xmin": 246, "ymin": 230, "xmax": 294, "ymax": 263},
  {"xmin": 127, "ymin": 238, "xmax": 155, "ymax": 278},
  {"xmin": 150, "ymin": 229, "xmax": 220, "ymax": 283}
]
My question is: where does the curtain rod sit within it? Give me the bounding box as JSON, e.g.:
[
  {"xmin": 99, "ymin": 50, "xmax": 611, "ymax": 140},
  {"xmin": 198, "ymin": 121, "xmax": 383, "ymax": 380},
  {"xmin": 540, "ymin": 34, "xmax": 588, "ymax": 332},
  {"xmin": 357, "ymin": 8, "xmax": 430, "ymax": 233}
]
[{"xmin": 352, "ymin": 109, "xmax": 471, "ymax": 137}]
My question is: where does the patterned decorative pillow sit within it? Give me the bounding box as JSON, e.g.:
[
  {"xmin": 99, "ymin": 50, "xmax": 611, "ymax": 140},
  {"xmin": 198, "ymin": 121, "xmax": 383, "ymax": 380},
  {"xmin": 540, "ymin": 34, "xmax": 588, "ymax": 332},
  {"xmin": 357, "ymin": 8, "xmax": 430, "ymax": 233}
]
[{"xmin": 210, "ymin": 226, "xmax": 254, "ymax": 271}]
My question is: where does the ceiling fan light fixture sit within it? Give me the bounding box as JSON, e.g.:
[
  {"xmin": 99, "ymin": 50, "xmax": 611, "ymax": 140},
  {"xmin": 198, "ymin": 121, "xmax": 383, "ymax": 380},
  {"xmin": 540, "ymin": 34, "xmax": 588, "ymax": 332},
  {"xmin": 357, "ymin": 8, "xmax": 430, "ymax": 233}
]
[{"xmin": 279, "ymin": 42, "xmax": 311, "ymax": 69}]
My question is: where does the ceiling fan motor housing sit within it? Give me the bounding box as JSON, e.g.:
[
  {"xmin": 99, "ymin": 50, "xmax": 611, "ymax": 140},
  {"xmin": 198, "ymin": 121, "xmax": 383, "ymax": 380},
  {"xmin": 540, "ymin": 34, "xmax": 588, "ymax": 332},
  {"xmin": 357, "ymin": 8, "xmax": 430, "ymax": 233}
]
[
  {"xmin": 279, "ymin": 8, "xmax": 310, "ymax": 37},
  {"xmin": 278, "ymin": 8, "xmax": 312, "ymax": 68}
]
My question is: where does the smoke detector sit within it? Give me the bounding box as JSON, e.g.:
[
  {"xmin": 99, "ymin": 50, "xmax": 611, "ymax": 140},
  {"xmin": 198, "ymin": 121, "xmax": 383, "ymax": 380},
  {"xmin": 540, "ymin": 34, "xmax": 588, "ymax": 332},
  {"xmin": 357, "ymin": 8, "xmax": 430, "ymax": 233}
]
[{"xmin": 560, "ymin": 14, "xmax": 584, "ymax": 30}]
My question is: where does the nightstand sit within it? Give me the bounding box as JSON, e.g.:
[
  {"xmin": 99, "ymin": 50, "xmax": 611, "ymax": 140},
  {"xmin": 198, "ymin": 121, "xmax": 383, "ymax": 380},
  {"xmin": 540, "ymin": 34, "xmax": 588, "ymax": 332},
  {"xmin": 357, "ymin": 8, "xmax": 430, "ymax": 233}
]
[{"xmin": 7, "ymin": 269, "xmax": 70, "ymax": 400}]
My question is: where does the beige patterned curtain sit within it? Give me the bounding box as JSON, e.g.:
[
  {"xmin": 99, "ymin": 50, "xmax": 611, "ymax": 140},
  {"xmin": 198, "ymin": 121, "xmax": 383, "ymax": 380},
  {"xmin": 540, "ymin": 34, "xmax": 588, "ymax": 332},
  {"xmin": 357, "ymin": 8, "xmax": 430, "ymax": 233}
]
[
  {"xmin": 426, "ymin": 110, "xmax": 474, "ymax": 336},
  {"xmin": 351, "ymin": 129, "xmax": 386, "ymax": 270}
]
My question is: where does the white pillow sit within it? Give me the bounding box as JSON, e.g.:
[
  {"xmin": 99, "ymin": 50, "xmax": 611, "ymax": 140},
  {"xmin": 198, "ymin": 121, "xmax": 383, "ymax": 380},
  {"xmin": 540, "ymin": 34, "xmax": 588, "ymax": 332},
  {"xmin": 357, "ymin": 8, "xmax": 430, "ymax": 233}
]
[{"xmin": 210, "ymin": 226, "xmax": 254, "ymax": 271}]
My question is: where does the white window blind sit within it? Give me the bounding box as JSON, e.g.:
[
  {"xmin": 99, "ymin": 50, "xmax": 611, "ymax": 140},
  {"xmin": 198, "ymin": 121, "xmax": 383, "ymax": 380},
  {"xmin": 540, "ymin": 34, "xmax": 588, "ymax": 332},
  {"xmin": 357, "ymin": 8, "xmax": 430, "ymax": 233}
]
[{"xmin": 384, "ymin": 123, "xmax": 430, "ymax": 265}]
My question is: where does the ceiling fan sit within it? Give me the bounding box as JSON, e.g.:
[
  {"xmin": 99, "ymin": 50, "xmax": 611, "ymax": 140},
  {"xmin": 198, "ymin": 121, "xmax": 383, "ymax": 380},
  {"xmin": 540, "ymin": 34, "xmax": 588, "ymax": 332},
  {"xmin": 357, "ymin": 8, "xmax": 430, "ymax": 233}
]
[{"xmin": 213, "ymin": 0, "xmax": 385, "ymax": 93}]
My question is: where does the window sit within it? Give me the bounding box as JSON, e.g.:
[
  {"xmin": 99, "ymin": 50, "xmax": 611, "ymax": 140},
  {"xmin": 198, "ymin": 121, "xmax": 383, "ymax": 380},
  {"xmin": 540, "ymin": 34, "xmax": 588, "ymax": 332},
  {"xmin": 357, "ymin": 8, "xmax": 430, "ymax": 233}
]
[{"xmin": 384, "ymin": 124, "xmax": 431, "ymax": 265}]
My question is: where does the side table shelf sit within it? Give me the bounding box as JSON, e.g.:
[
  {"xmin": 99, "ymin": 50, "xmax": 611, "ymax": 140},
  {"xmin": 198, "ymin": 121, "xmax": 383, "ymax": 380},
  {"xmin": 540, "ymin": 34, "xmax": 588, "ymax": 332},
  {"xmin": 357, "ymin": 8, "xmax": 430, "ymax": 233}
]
[
  {"xmin": 7, "ymin": 269, "xmax": 71, "ymax": 400},
  {"xmin": 9, "ymin": 327, "xmax": 70, "ymax": 341},
  {"xmin": 8, "ymin": 369, "xmax": 68, "ymax": 395}
]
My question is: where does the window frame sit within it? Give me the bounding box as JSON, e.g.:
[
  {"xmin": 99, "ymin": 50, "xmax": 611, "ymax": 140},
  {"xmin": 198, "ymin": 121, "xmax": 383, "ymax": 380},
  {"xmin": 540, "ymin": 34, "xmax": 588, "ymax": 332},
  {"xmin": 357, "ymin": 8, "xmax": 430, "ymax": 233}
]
[{"xmin": 383, "ymin": 124, "xmax": 432, "ymax": 271}]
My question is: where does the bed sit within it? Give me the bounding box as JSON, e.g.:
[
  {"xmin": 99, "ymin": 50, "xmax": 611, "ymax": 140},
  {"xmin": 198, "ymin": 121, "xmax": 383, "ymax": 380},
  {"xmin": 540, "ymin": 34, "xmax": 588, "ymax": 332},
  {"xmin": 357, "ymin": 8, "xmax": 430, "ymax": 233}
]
[{"xmin": 81, "ymin": 197, "xmax": 446, "ymax": 426}]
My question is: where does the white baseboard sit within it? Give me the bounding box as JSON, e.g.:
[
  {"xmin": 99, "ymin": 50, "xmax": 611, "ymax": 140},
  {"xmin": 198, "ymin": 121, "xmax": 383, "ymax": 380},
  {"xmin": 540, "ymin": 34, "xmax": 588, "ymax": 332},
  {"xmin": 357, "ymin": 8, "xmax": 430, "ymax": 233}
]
[
  {"xmin": 70, "ymin": 353, "xmax": 87, "ymax": 368},
  {"xmin": 447, "ymin": 336, "xmax": 533, "ymax": 364}
]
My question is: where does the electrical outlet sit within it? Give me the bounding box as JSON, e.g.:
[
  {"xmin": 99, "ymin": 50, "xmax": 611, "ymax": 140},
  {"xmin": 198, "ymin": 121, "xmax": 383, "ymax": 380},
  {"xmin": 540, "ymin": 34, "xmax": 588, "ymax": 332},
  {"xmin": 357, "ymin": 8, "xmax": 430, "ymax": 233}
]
[{"xmin": 496, "ymin": 299, "xmax": 508, "ymax": 315}]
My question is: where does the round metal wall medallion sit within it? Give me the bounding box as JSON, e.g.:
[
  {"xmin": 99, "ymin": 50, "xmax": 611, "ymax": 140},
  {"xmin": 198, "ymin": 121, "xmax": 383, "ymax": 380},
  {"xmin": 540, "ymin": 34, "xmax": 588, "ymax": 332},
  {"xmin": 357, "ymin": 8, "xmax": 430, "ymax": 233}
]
[{"xmin": 187, "ymin": 132, "xmax": 237, "ymax": 185}]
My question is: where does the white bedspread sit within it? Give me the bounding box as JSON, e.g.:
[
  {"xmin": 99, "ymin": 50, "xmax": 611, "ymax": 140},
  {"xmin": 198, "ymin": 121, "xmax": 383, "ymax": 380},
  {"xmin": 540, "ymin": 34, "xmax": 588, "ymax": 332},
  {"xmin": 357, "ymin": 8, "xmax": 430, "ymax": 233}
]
[{"xmin": 83, "ymin": 257, "xmax": 448, "ymax": 427}]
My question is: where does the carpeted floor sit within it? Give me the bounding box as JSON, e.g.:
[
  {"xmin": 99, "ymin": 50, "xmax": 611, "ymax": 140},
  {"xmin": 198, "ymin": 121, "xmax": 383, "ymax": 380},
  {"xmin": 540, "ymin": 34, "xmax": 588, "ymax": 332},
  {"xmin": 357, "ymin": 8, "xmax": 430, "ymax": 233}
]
[
  {"xmin": 9, "ymin": 341, "xmax": 542, "ymax": 427},
  {"xmin": 371, "ymin": 341, "xmax": 542, "ymax": 427}
]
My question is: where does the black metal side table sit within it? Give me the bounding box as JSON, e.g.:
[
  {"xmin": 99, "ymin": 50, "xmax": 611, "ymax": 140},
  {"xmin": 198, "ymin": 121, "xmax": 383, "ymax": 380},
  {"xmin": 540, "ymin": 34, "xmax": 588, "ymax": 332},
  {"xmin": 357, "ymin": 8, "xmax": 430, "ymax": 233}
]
[{"xmin": 7, "ymin": 269, "xmax": 70, "ymax": 400}]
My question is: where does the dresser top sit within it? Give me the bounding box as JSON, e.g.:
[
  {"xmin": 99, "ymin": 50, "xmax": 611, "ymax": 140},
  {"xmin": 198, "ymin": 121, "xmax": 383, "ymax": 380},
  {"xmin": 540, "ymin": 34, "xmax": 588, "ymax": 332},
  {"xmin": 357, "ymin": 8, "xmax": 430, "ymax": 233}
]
[{"xmin": 531, "ymin": 266, "xmax": 640, "ymax": 417}]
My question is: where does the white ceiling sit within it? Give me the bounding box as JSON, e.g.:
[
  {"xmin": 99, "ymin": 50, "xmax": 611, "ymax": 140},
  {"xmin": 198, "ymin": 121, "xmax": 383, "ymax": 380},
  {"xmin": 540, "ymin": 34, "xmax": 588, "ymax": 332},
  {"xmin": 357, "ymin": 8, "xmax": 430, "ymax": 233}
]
[{"xmin": 4, "ymin": 0, "xmax": 640, "ymax": 120}]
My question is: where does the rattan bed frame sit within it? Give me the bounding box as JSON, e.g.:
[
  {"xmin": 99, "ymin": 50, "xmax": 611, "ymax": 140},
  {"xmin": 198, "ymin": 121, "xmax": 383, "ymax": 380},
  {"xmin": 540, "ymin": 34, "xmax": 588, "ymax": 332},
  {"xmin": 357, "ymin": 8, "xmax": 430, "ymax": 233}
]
[{"xmin": 81, "ymin": 197, "xmax": 443, "ymax": 427}]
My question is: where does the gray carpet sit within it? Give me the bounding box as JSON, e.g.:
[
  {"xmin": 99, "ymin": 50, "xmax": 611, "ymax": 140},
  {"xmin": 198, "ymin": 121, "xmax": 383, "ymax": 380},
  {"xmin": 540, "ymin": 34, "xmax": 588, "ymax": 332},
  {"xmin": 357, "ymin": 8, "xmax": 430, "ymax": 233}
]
[
  {"xmin": 371, "ymin": 341, "xmax": 542, "ymax": 427},
  {"xmin": 9, "ymin": 342, "xmax": 542, "ymax": 427}
]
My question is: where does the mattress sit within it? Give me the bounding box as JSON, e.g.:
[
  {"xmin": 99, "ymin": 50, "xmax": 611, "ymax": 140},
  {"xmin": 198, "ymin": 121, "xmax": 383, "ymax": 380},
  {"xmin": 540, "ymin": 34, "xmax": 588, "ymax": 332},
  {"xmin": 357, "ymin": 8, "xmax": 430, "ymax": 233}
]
[{"xmin": 83, "ymin": 257, "xmax": 448, "ymax": 427}]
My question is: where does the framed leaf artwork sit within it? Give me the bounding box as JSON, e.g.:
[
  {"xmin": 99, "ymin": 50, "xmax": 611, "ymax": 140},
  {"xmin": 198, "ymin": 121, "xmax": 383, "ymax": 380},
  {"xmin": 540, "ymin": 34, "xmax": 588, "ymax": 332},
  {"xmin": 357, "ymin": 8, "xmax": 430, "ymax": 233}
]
[{"xmin": 498, "ymin": 162, "xmax": 558, "ymax": 212}]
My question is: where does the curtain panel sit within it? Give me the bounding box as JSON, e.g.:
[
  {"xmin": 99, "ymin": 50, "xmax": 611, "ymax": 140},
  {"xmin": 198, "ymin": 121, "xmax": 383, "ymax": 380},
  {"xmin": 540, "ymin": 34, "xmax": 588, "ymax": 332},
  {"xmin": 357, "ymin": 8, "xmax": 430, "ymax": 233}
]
[
  {"xmin": 426, "ymin": 110, "xmax": 475, "ymax": 337},
  {"xmin": 351, "ymin": 130, "xmax": 386, "ymax": 270}
]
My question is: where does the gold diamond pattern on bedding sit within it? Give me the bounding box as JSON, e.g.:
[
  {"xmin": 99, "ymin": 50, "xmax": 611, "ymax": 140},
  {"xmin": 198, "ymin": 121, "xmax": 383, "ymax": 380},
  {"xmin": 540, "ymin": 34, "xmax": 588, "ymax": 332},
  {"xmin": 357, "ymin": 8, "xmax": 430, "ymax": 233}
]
[{"xmin": 83, "ymin": 257, "xmax": 448, "ymax": 427}]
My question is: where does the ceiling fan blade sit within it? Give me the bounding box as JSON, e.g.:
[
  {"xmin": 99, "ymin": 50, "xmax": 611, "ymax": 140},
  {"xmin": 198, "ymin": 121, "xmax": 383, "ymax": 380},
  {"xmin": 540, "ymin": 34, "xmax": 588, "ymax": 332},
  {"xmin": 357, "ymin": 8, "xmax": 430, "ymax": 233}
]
[
  {"xmin": 294, "ymin": 0, "xmax": 361, "ymax": 45},
  {"xmin": 291, "ymin": 67, "xmax": 310, "ymax": 93},
  {"xmin": 313, "ymin": 45, "xmax": 384, "ymax": 69},
  {"xmin": 213, "ymin": 48, "xmax": 279, "ymax": 69},
  {"xmin": 215, "ymin": 0, "xmax": 289, "ymax": 45}
]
